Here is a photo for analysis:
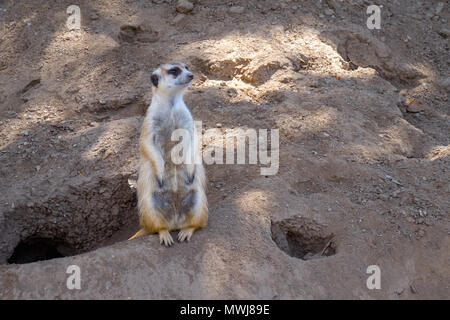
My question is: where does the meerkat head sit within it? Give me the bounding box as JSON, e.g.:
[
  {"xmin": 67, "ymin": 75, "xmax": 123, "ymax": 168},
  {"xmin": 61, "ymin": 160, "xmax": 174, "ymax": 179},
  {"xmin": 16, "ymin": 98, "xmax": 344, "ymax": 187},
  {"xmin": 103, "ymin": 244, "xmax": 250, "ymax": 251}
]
[{"xmin": 150, "ymin": 62, "xmax": 194, "ymax": 96}]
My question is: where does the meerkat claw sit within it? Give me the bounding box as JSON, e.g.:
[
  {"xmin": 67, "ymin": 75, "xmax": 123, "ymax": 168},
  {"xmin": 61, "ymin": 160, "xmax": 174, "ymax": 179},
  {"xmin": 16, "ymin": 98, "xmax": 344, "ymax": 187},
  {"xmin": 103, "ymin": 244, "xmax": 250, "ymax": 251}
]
[
  {"xmin": 156, "ymin": 176, "xmax": 165, "ymax": 189},
  {"xmin": 159, "ymin": 230, "xmax": 174, "ymax": 246},
  {"xmin": 178, "ymin": 228, "xmax": 195, "ymax": 242}
]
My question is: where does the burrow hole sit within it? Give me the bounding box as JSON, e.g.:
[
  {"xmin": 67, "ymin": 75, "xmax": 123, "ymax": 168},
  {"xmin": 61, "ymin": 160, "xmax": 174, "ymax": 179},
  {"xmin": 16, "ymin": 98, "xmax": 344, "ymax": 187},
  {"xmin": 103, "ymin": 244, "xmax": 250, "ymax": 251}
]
[
  {"xmin": 3, "ymin": 176, "xmax": 139, "ymax": 265},
  {"xmin": 7, "ymin": 237, "xmax": 74, "ymax": 265},
  {"xmin": 271, "ymin": 216, "xmax": 336, "ymax": 260}
]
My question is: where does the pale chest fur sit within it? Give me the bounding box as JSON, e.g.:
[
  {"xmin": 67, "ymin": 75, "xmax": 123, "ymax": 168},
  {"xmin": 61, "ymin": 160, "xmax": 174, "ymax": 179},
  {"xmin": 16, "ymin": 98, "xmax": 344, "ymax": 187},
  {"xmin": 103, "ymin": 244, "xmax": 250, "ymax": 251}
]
[{"xmin": 148, "ymin": 103, "xmax": 194, "ymax": 164}]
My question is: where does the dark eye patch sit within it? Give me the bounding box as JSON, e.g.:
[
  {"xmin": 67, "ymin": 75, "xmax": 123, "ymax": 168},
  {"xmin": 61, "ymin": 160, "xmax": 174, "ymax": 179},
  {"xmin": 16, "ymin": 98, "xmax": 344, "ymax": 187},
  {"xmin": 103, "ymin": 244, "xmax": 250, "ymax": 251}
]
[{"xmin": 168, "ymin": 67, "xmax": 181, "ymax": 77}]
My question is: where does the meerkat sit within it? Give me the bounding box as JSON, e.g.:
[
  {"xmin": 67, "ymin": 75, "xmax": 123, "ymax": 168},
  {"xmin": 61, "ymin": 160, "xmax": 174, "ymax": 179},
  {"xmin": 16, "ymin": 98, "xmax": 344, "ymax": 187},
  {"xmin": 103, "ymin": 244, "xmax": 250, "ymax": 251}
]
[{"xmin": 129, "ymin": 62, "xmax": 208, "ymax": 246}]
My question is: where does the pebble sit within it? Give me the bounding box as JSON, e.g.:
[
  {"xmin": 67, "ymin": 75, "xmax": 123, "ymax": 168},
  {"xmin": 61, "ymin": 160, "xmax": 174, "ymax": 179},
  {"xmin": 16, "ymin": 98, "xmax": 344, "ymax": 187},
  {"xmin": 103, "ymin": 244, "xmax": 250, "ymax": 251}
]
[
  {"xmin": 406, "ymin": 216, "xmax": 415, "ymax": 223},
  {"xmin": 216, "ymin": 123, "xmax": 222, "ymax": 128},
  {"xmin": 438, "ymin": 76, "xmax": 450, "ymax": 90},
  {"xmin": 24, "ymin": 131, "xmax": 29, "ymax": 136},
  {"xmin": 172, "ymin": 13, "xmax": 185, "ymax": 24},
  {"xmin": 176, "ymin": 0, "xmax": 194, "ymax": 14},
  {"xmin": 324, "ymin": 8, "xmax": 334, "ymax": 16},
  {"xmin": 438, "ymin": 28, "xmax": 450, "ymax": 38},
  {"xmin": 406, "ymin": 103, "xmax": 424, "ymax": 113},
  {"xmin": 435, "ymin": 2, "xmax": 445, "ymax": 15},
  {"xmin": 103, "ymin": 150, "xmax": 113, "ymax": 159},
  {"xmin": 395, "ymin": 288, "xmax": 404, "ymax": 295},
  {"xmin": 425, "ymin": 12, "xmax": 434, "ymax": 19},
  {"xmin": 229, "ymin": 6, "xmax": 245, "ymax": 14}
]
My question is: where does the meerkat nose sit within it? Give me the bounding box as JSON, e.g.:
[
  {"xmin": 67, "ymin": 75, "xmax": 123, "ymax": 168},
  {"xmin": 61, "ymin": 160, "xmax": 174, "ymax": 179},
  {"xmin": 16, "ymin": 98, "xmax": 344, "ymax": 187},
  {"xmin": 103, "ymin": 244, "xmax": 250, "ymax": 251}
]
[{"xmin": 187, "ymin": 73, "xmax": 194, "ymax": 81}]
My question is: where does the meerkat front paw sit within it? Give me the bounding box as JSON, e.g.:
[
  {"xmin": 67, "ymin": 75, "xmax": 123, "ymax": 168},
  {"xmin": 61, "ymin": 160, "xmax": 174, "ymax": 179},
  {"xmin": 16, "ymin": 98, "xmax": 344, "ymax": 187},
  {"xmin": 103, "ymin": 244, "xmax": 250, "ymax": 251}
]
[
  {"xmin": 177, "ymin": 228, "xmax": 195, "ymax": 242},
  {"xmin": 159, "ymin": 230, "xmax": 174, "ymax": 246}
]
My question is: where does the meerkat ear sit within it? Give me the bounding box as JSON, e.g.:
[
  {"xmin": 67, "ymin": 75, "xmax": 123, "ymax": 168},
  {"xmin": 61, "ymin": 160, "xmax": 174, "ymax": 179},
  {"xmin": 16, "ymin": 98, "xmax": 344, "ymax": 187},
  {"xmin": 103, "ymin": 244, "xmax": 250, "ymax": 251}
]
[{"xmin": 151, "ymin": 74, "xmax": 159, "ymax": 87}]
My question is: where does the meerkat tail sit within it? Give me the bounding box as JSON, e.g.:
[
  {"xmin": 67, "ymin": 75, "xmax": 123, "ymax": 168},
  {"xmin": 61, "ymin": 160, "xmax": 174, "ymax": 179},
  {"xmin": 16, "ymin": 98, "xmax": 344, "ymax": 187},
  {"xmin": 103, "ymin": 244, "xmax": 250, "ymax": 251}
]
[{"xmin": 128, "ymin": 228, "xmax": 149, "ymax": 240}]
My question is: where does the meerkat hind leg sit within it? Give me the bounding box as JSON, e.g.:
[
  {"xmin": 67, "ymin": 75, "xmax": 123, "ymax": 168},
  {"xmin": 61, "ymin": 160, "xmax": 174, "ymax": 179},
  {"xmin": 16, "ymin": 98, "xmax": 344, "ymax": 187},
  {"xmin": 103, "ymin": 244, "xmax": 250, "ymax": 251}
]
[
  {"xmin": 178, "ymin": 227, "xmax": 195, "ymax": 242},
  {"xmin": 159, "ymin": 229, "xmax": 174, "ymax": 246}
]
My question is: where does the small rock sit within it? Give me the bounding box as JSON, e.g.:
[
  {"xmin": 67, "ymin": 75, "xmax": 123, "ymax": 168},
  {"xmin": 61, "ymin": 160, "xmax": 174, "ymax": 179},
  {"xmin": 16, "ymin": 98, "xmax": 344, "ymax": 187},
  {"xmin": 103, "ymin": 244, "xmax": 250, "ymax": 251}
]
[
  {"xmin": 375, "ymin": 42, "xmax": 391, "ymax": 58},
  {"xmin": 425, "ymin": 12, "xmax": 434, "ymax": 19},
  {"xmin": 417, "ymin": 229, "xmax": 425, "ymax": 237},
  {"xmin": 438, "ymin": 28, "xmax": 450, "ymax": 38},
  {"xmin": 103, "ymin": 150, "xmax": 113, "ymax": 159},
  {"xmin": 405, "ymin": 98, "xmax": 425, "ymax": 113},
  {"xmin": 35, "ymin": 165, "xmax": 41, "ymax": 172},
  {"xmin": 172, "ymin": 13, "xmax": 185, "ymax": 25},
  {"xmin": 435, "ymin": 2, "xmax": 445, "ymax": 15},
  {"xmin": 24, "ymin": 131, "xmax": 29, "ymax": 136},
  {"xmin": 324, "ymin": 8, "xmax": 334, "ymax": 16},
  {"xmin": 176, "ymin": 0, "xmax": 194, "ymax": 14},
  {"xmin": 406, "ymin": 103, "xmax": 424, "ymax": 113},
  {"xmin": 395, "ymin": 288, "xmax": 404, "ymax": 295},
  {"xmin": 216, "ymin": 123, "xmax": 222, "ymax": 128},
  {"xmin": 410, "ymin": 284, "xmax": 417, "ymax": 294},
  {"xmin": 229, "ymin": 6, "xmax": 245, "ymax": 14},
  {"xmin": 437, "ymin": 76, "xmax": 450, "ymax": 90}
]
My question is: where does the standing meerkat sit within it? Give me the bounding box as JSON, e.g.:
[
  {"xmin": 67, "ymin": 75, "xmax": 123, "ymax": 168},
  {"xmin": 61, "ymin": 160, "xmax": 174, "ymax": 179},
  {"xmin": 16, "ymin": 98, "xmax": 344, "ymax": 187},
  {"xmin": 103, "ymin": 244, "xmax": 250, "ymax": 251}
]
[{"xmin": 129, "ymin": 62, "xmax": 208, "ymax": 246}]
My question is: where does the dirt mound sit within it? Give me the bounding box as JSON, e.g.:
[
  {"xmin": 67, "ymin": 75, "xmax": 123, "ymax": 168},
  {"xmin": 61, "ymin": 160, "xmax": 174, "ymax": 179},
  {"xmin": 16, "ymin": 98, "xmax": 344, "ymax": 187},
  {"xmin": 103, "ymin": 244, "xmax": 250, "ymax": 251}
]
[{"xmin": 319, "ymin": 28, "xmax": 425, "ymax": 86}]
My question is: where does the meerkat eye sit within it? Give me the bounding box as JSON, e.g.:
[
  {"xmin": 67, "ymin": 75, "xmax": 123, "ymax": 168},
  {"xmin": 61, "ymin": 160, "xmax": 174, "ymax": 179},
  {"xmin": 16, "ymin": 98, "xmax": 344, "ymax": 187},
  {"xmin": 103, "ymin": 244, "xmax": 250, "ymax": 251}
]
[
  {"xmin": 168, "ymin": 67, "xmax": 180, "ymax": 77},
  {"xmin": 185, "ymin": 65, "xmax": 189, "ymax": 71}
]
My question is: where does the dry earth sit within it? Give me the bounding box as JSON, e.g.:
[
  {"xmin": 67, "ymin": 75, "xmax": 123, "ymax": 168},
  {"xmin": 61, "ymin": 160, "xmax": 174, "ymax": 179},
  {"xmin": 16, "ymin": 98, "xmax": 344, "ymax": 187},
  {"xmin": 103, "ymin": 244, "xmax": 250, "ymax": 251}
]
[{"xmin": 0, "ymin": 0, "xmax": 449, "ymax": 299}]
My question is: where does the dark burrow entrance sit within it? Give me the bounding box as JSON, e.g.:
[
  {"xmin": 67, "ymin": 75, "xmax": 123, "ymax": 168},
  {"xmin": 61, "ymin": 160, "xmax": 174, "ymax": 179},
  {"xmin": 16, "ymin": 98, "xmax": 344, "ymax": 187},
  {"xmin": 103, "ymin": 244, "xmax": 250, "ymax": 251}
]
[
  {"xmin": 1, "ymin": 175, "xmax": 139, "ymax": 265},
  {"xmin": 7, "ymin": 238, "xmax": 71, "ymax": 264},
  {"xmin": 271, "ymin": 216, "xmax": 336, "ymax": 260}
]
